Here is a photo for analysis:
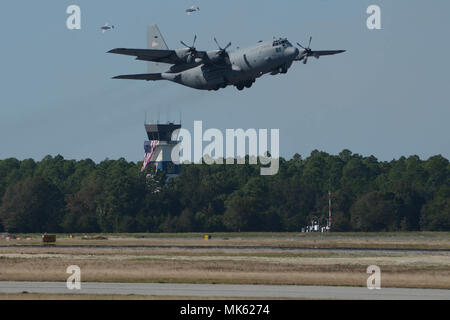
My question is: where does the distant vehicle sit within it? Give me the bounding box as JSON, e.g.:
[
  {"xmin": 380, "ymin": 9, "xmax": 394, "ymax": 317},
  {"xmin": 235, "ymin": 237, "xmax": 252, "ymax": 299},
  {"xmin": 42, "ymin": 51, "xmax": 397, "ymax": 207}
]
[
  {"xmin": 109, "ymin": 25, "xmax": 346, "ymax": 91},
  {"xmin": 186, "ymin": 6, "xmax": 200, "ymax": 15},
  {"xmin": 101, "ymin": 23, "xmax": 115, "ymax": 33}
]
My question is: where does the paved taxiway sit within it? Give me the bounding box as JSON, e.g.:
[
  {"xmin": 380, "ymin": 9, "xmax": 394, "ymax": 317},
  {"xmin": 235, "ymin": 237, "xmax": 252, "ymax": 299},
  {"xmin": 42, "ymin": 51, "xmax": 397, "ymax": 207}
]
[{"xmin": 0, "ymin": 282, "xmax": 449, "ymax": 299}]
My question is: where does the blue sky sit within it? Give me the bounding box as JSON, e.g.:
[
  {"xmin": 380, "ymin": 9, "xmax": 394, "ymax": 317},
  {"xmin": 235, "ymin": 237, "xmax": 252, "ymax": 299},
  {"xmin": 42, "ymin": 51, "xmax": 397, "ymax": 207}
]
[{"xmin": 0, "ymin": 0, "xmax": 449, "ymax": 162}]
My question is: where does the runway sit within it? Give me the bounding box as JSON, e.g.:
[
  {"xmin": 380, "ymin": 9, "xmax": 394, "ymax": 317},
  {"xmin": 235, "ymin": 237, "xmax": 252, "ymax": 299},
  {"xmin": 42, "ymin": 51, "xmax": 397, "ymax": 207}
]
[{"xmin": 0, "ymin": 282, "xmax": 449, "ymax": 300}]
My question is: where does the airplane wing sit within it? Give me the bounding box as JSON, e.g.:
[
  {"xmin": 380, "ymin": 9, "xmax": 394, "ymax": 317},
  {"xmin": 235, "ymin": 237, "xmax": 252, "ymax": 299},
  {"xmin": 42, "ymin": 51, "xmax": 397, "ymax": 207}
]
[
  {"xmin": 310, "ymin": 50, "xmax": 346, "ymax": 57},
  {"xmin": 112, "ymin": 73, "xmax": 163, "ymax": 81},
  {"xmin": 109, "ymin": 48, "xmax": 208, "ymax": 65},
  {"xmin": 295, "ymin": 50, "xmax": 345, "ymax": 61}
]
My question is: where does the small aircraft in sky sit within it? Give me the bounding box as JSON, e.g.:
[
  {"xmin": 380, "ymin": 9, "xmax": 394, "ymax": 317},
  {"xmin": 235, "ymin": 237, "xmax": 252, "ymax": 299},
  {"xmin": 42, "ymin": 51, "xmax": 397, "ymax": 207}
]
[
  {"xmin": 108, "ymin": 25, "xmax": 345, "ymax": 91},
  {"xmin": 100, "ymin": 23, "xmax": 115, "ymax": 33},
  {"xmin": 185, "ymin": 6, "xmax": 200, "ymax": 15}
]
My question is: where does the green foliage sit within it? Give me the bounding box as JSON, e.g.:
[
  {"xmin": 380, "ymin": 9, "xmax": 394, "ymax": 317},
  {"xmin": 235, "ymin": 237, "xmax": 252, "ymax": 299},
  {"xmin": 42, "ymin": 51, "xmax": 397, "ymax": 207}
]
[
  {"xmin": 0, "ymin": 151, "xmax": 448, "ymax": 233},
  {"xmin": 350, "ymin": 191, "xmax": 399, "ymax": 231},
  {"xmin": 0, "ymin": 177, "xmax": 64, "ymax": 233},
  {"xmin": 420, "ymin": 185, "xmax": 450, "ymax": 231}
]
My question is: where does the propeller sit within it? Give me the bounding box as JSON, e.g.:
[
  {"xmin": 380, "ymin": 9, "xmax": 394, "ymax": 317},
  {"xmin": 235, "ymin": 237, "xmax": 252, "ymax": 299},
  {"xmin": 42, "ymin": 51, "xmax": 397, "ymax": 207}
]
[
  {"xmin": 180, "ymin": 35, "xmax": 198, "ymax": 60},
  {"xmin": 297, "ymin": 36, "xmax": 315, "ymax": 65},
  {"xmin": 214, "ymin": 37, "xmax": 232, "ymax": 56}
]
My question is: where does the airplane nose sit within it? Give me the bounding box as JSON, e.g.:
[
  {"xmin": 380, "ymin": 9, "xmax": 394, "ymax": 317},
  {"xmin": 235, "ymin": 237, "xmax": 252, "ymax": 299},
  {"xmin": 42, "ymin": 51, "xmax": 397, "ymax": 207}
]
[{"xmin": 285, "ymin": 47, "xmax": 299, "ymax": 57}]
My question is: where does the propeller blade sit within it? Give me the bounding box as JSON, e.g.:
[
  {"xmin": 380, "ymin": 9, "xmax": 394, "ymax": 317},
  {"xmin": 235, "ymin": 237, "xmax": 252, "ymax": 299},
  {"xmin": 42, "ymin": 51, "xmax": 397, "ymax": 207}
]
[
  {"xmin": 297, "ymin": 42, "xmax": 306, "ymax": 49},
  {"xmin": 214, "ymin": 37, "xmax": 221, "ymax": 50},
  {"xmin": 303, "ymin": 55, "xmax": 308, "ymax": 65},
  {"xmin": 181, "ymin": 35, "xmax": 198, "ymax": 55},
  {"xmin": 308, "ymin": 36, "xmax": 312, "ymax": 49},
  {"xmin": 214, "ymin": 38, "xmax": 231, "ymax": 55}
]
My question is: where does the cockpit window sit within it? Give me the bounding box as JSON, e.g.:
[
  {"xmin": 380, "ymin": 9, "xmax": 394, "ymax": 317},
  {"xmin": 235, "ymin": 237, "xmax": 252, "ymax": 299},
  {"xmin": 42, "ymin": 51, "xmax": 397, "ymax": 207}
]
[{"xmin": 273, "ymin": 38, "xmax": 292, "ymax": 47}]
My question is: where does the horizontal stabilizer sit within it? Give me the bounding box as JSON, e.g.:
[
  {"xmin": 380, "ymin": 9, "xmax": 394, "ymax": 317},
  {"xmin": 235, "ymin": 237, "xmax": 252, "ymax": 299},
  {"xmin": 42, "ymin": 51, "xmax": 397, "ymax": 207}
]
[
  {"xmin": 108, "ymin": 48, "xmax": 173, "ymax": 59},
  {"xmin": 108, "ymin": 48, "xmax": 181, "ymax": 66},
  {"xmin": 112, "ymin": 73, "xmax": 163, "ymax": 81}
]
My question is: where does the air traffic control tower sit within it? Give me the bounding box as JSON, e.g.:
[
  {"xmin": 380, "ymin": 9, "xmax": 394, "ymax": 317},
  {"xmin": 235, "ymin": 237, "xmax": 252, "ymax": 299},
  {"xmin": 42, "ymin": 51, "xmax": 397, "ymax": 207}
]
[{"xmin": 143, "ymin": 122, "xmax": 181, "ymax": 179}]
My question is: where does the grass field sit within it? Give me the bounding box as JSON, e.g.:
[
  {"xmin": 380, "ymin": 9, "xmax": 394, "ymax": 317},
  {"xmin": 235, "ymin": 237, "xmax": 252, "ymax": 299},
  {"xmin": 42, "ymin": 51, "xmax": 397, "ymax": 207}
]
[
  {"xmin": 0, "ymin": 232, "xmax": 449, "ymax": 293},
  {"xmin": 2, "ymin": 232, "xmax": 450, "ymax": 249}
]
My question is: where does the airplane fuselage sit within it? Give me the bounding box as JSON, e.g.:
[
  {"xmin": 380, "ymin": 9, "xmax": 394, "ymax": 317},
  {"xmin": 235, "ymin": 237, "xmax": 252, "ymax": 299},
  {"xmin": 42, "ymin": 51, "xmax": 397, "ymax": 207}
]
[{"xmin": 162, "ymin": 39, "xmax": 299, "ymax": 91}]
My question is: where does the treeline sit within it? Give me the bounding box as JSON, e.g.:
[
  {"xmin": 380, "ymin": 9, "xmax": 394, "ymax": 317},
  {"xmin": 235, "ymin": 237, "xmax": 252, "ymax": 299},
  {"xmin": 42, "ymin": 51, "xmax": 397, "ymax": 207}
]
[{"xmin": 0, "ymin": 150, "xmax": 449, "ymax": 233}]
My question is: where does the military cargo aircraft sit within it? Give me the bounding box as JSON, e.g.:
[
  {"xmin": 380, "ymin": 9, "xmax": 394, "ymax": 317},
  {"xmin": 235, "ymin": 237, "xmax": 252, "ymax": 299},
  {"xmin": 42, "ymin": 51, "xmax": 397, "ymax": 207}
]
[{"xmin": 108, "ymin": 25, "xmax": 345, "ymax": 91}]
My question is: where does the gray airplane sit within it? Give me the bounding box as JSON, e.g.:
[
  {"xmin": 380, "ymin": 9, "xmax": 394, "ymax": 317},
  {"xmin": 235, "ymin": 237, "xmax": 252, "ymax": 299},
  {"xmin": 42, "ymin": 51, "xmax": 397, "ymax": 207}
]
[
  {"xmin": 185, "ymin": 6, "xmax": 200, "ymax": 15},
  {"xmin": 101, "ymin": 23, "xmax": 115, "ymax": 33},
  {"xmin": 108, "ymin": 25, "xmax": 345, "ymax": 91}
]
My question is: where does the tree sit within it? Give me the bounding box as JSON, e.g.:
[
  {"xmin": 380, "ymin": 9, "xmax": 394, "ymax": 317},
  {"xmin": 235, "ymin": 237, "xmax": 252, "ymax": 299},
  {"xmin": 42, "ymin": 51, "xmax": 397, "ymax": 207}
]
[
  {"xmin": 350, "ymin": 191, "xmax": 399, "ymax": 231},
  {"xmin": 223, "ymin": 193, "xmax": 260, "ymax": 231},
  {"xmin": 420, "ymin": 186, "xmax": 450, "ymax": 231},
  {"xmin": 420, "ymin": 197, "xmax": 450, "ymax": 231},
  {"xmin": 61, "ymin": 174, "xmax": 103, "ymax": 233},
  {"xmin": 175, "ymin": 208, "xmax": 195, "ymax": 232},
  {"xmin": 95, "ymin": 159, "xmax": 147, "ymax": 232},
  {"xmin": 341, "ymin": 157, "xmax": 374, "ymax": 195},
  {"xmin": 0, "ymin": 177, "xmax": 64, "ymax": 233},
  {"xmin": 424, "ymin": 155, "xmax": 449, "ymax": 193},
  {"xmin": 331, "ymin": 211, "xmax": 352, "ymax": 231},
  {"xmin": 0, "ymin": 158, "xmax": 21, "ymax": 206},
  {"xmin": 0, "ymin": 151, "xmax": 448, "ymax": 233}
]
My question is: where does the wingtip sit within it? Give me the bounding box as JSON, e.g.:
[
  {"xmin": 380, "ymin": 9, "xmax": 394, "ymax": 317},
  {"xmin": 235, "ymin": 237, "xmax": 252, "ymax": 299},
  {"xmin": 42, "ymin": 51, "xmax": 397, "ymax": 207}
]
[{"xmin": 108, "ymin": 48, "xmax": 124, "ymax": 54}]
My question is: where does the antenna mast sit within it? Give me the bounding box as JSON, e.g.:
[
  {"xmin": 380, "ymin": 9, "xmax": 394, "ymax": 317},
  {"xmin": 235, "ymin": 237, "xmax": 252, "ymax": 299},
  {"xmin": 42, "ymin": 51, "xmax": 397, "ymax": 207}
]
[{"xmin": 328, "ymin": 191, "xmax": 332, "ymax": 232}]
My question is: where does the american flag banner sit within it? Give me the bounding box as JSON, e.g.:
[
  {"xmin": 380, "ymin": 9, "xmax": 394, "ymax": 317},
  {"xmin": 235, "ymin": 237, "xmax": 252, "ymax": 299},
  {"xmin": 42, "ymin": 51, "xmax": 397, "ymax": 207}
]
[{"xmin": 141, "ymin": 140, "xmax": 158, "ymax": 172}]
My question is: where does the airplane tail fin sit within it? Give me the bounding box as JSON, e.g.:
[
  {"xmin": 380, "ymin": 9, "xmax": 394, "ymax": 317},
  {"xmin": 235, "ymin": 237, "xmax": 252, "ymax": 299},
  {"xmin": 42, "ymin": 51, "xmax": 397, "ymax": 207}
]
[
  {"xmin": 147, "ymin": 24, "xmax": 170, "ymax": 73},
  {"xmin": 147, "ymin": 24, "xmax": 169, "ymax": 50}
]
